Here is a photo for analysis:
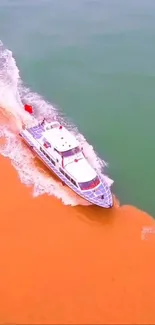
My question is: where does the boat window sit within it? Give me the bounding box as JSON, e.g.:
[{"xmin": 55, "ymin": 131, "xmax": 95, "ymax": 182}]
[
  {"xmin": 65, "ymin": 173, "xmax": 70, "ymax": 180},
  {"xmin": 51, "ymin": 159, "xmax": 56, "ymax": 166},
  {"xmin": 59, "ymin": 168, "xmax": 69, "ymax": 179},
  {"xmin": 71, "ymin": 178, "xmax": 78, "ymax": 187},
  {"xmin": 59, "ymin": 168, "xmax": 77, "ymax": 187},
  {"xmin": 61, "ymin": 146, "xmax": 80, "ymax": 158},
  {"xmin": 78, "ymin": 176, "xmax": 100, "ymax": 190},
  {"xmin": 59, "ymin": 168, "xmax": 65, "ymax": 175},
  {"xmin": 40, "ymin": 147, "xmax": 55, "ymax": 165}
]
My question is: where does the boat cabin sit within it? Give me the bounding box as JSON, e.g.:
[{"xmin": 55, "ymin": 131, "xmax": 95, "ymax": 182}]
[
  {"xmin": 39, "ymin": 121, "xmax": 101, "ymax": 191},
  {"xmin": 43, "ymin": 122, "xmax": 80, "ymax": 153}
]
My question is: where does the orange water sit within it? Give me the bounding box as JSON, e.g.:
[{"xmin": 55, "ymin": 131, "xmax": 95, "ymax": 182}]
[{"xmin": 0, "ymin": 154, "xmax": 155, "ymax": 324}]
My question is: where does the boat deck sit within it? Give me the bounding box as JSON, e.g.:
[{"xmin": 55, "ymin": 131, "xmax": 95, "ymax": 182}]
[{"xmin": 28, "ymin": 124, "xmax": 44, "ymax": 139}]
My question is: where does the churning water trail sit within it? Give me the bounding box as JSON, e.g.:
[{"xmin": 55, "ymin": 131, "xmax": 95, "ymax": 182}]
[{"xmin": 0, "ymin": 40, "xmax": 113, "ymax": 206}]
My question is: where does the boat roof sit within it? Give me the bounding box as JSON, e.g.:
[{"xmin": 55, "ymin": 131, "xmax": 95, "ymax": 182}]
[
  {"xmin": 65, "ymin": 158, "xmax": 97, "ymax": 183},
  {"xmin": 43, "ymin": 122, "xmax": 80, "ymax": 152}
]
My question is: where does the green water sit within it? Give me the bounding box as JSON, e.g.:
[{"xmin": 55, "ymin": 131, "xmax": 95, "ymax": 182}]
[{"xmin": 1, "ymin": 0, "xmax": 155, "ymax": 215}]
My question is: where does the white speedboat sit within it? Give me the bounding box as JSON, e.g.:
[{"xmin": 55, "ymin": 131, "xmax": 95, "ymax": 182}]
[{"xmin": 19, "ymin": 105, "xmax": 113, "ymax": 208}]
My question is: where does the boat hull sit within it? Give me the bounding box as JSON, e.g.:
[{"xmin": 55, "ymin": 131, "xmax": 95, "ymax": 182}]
[{"xmin": 19, "ymin": 131, "xmax": 113, "ymax": 208}]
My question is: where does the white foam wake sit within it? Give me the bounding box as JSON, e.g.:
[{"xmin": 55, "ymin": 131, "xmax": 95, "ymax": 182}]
[{"xmin": 0, "ymin": 40, "xmax": 113, "ymax": 206}]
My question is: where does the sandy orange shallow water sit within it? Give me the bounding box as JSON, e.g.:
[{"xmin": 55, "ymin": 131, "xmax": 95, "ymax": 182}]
[{"xmin": 0, "ymin": 155, "xmax": 155, "ymax": 324}]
